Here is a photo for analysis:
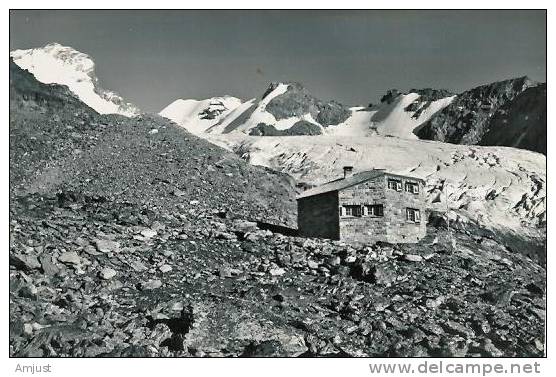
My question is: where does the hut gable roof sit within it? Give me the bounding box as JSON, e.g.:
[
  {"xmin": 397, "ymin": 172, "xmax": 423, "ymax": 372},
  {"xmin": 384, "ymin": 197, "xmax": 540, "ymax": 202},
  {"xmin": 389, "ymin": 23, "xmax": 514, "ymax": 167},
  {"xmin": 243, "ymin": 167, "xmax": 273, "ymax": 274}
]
[{"xmin": 296, "ymin": 169, "xmax": 424, "ymax": 199}]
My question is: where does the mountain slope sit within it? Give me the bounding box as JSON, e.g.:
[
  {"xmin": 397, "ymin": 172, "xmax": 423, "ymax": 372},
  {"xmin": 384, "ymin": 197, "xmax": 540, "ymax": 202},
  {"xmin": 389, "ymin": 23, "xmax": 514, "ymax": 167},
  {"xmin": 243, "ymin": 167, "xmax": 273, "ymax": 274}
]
[
  {"xmin": 14, "ymin": 43, "xmax": 544, "ymax": 154},
  {"xmin": 161, "ymin": 77, "xmax": 545, "ymax": 154},
  {"xmin": 479, "ymin": 83, "xmax": 547, "ymax": 154},
  {"xmin": 415, "ymin": 77, "xmax": 545, "ymax": 154},
  {"xmin": 10, "ymin": 57, "xmax": 101, "ymax": 189},
  {"xmin": 367, "ymin": 89, "xmax": 456, "ymax": 139},
  {"xmin": 10, "ymin": 59, "xmax": 296, "ymax": 226},
  {"xmin": 10, "ymin": 43, "xmax": 140, "ymax": 117}
]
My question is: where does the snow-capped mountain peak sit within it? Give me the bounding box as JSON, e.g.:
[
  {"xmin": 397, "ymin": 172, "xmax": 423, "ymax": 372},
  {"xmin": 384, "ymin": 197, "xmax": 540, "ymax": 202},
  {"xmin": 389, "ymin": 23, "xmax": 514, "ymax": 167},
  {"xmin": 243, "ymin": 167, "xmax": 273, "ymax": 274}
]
[
  {"xmin": 160, "ymin": 81, "xmax": 354, "ymax": 136},
  {"xmin": 10, "ymin": 43, "xmax": 140, "ymax": 117},
  {"xmin": 159, "ymin": 96, "xmax": 244, "ymax": 135}
]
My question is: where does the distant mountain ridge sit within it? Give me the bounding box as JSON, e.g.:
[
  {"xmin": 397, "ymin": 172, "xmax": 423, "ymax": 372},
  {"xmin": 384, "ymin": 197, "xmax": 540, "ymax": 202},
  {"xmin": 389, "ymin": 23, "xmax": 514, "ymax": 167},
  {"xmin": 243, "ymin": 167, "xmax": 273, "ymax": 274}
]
[
  {"xmin": 160, "ymin": 76, "xmax": 545, "ymax": 155},
  {"xmin": 160, "ymin": 81, "xmax": 457, "ymax": 140},
  {"xmin": 9, "ymin": 43, "xmax": 545, "ymax": 154}
]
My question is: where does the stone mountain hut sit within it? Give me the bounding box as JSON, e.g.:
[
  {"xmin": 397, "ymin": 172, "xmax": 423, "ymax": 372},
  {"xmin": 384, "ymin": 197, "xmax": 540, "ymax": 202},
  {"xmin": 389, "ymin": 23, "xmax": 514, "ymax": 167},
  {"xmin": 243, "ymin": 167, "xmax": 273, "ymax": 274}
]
[{"xmin": 296, "ymin": 167, "xmax": 426, "ymax": 244}]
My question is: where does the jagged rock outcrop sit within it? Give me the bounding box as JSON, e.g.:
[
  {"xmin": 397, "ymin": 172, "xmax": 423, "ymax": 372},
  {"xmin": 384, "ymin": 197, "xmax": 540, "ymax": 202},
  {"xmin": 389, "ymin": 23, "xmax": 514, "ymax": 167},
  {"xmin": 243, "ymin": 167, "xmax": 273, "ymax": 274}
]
[
  {"xmin": 160, "ymin": 96, "xmax": 244, "ymax": 135},
  {"xmin": 479, "ymin": 83, "xmax": 546, "ymax": 154},
  {"xmin": 264, "ymin": 82, "xmax": 351, "ymax": 126},
  {"xmin": 380, "ymin": 89, "xmax": 403, "ymax": 104},
  {"xmin": 415, "ymin": 76, "xmax": 542, "ymax": 151},
  {"xmin": 264, "ymin": 82, "xmax": 321, "ymax": 120},
  {"xmin": 249, "ymin": 121, "xmax": 322, "ymax": 136},
  {"xmin": 316, "ymin": 100, "xmax": 352, "ymax": 126}
]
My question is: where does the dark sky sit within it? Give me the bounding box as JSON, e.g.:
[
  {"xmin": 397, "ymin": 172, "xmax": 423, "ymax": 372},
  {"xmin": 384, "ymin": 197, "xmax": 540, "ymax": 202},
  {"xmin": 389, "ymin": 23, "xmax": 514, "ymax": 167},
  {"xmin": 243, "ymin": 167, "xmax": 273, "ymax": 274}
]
[{"xmin": 10, "ymin": 10, "xmax": 546, "ymax": 112}]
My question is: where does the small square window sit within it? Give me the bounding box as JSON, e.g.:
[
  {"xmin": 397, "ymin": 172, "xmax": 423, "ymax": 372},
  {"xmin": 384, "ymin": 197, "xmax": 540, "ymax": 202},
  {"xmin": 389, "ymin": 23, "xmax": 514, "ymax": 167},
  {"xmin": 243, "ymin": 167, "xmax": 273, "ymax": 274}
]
[
  {"xmin": 405, "ymin": 182, "xmax": 419, "ymax": 194},
  {"xmin": 388, "ymin": 179, "xmax": 402, "ymax": 191},
  {"xmin": 406, "ymin": 208, "xmax": 421, "ymax": 223}
]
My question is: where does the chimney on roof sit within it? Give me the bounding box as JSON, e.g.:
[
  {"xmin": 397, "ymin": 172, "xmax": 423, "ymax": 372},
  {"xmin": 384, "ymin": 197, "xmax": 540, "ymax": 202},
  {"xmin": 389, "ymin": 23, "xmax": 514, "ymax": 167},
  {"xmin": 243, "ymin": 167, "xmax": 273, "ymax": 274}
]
[{"xmin": 343, "ymin": 166, "xmax": 354, "ymax": 179}]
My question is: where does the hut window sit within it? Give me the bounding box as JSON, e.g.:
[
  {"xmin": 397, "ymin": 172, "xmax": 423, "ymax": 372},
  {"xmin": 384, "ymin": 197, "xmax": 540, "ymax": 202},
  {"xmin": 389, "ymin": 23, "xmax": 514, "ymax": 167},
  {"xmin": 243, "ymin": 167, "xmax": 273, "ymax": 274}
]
[
  {"xmin": 405, "ymin": 182, "xmax": 419, "ymax": 194},
  {"xmin": 343, "ymin": 205, "xmax": 362, "ymax": 217},
  {"xmin": 365, "ymin": 204, "xmax": 384, "ymax": 217},
  {"xmin": 388, "ymin": 179, "xmax": 402, "ymax": 191},
  {"xmin": 406, "ymin": 208, "xmax": 421, "ymax": 223}
]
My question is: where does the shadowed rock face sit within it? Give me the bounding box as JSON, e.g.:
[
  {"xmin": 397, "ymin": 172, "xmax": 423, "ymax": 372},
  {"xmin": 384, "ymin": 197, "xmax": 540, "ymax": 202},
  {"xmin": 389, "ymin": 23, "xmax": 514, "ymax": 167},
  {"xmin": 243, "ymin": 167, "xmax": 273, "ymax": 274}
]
[
  {"xmin": 479, "ymin": 83, "xmax": 546, "ymax": 155},
  {"xmin": 248, "ymin": 123, "xmax": 281, "ymax": 136},
  {"xmin": 410, "ymin": 88, "xmax": 455, "ymax": 101},
  {"xmin": 316, "ymin": 101, "xmax": 351, "ymax": 126},
  {"xmin": 380, "ymin": 89, "xmax": 403, "ymax": 104},
  {"xmin": 265, "ymin": 82, "xmax": 321, "ymax": 120},
  {"xmin": 10, "ymin": 58, "xmax": 84, "ymax": 111},
  {"xmin": 264, "ymin": 82, "xmax": 351, "ymax": 126},
  {"xmin": 288, "ymin": 120, "xmax": 323, "ymax": 135},
  {"xmin": 380, "ymin": 88, "xmax": 454, "ymax": 109},
  {"xmin": 415, "ymin": 77, "xmax": 544, "ymax": 152},
  {"xmin": 249, "ymin": 121, "xmax": 322, "ymax": 136},
  {"xmin": 198, "ymin": 100, "xmax": 228, "ymax": 120}
]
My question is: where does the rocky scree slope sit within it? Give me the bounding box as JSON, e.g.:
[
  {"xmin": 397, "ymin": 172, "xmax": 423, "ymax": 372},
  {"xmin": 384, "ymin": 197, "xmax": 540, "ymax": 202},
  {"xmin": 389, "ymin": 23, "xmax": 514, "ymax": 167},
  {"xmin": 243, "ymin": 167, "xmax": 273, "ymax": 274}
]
[
  {"xmin": 10, "ymin": 60, "xmax": 296, "ymax": 227},
  {"xmin": 415, "ymin": 77, "xmax": 545, "ymax": 154}
]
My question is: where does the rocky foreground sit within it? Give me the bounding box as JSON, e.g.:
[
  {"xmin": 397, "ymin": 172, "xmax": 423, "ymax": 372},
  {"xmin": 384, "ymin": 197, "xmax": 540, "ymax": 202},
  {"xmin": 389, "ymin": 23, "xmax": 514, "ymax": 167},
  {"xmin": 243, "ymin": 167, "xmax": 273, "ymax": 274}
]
[{"xmin": 10, "ymin": 192, "xmax": 545, "ymax": 357}]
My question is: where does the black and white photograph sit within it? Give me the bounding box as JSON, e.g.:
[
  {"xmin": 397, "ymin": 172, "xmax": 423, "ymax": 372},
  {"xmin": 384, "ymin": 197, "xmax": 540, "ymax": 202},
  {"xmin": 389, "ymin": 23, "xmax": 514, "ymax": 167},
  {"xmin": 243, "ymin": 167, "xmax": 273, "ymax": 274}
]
[{"xmin": 5, "ymin": 5, "xmax": 550, "ymax": 375}]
